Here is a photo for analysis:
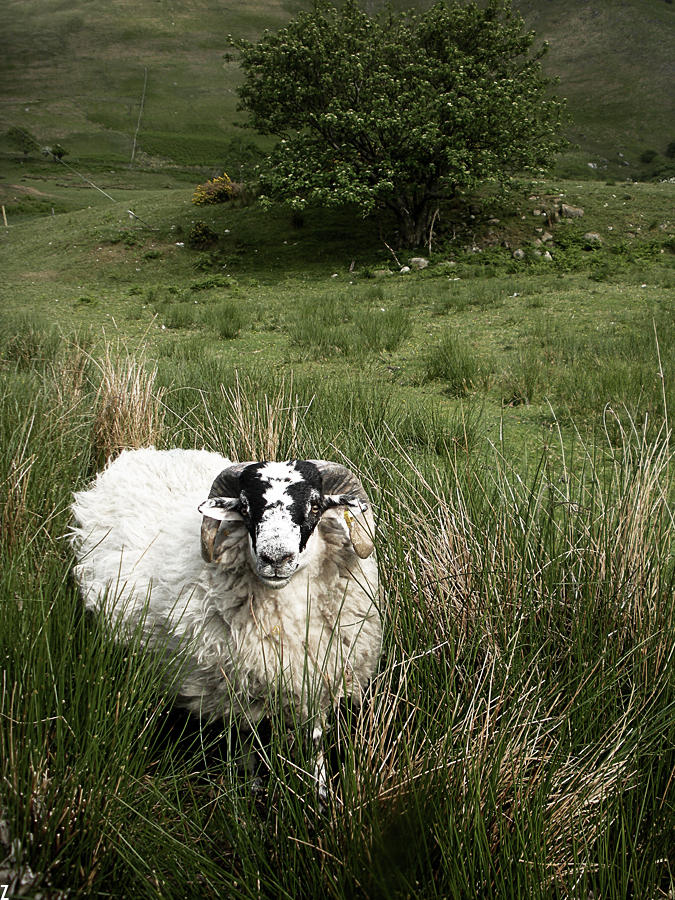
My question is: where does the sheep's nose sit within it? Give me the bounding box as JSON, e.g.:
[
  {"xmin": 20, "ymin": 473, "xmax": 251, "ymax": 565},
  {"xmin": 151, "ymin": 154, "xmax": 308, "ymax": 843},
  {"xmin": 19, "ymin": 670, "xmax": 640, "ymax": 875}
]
[{"xmin": 259, "ymin": 551, "xmax": 294, "ymax": 568}]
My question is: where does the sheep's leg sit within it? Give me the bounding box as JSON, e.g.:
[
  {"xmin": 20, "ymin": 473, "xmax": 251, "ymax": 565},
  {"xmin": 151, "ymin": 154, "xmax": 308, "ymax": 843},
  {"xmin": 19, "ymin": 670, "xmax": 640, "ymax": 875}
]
[
  {"xmin": 312, "ymin": 724, "xmax": 328, "ymax": 807},
  {"xmin": 242, "ymin": 736, "xmax": 265, "ymax": 795}
]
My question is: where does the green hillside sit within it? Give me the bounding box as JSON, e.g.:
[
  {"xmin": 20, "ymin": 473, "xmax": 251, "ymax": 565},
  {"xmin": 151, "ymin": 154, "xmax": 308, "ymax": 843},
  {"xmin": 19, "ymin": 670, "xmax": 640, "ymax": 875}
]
[
  {"xmin": 1, "ymin": 0, "xmax": 673, "ymax": 177},
  {"xmin": 513, "ymin": 0, "xmax": 675, "ymax": 178},
  {"xmin": 0, "ymin": 0, "xmax": 299, "ymax": 167}
]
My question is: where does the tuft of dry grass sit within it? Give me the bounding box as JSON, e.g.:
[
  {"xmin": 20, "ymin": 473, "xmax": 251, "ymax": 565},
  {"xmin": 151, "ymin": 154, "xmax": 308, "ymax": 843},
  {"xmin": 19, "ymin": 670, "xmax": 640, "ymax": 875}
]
[
  {"xmin": 196, "ymin": 372, "xmax": 311, "ymax": 462},
  {"xmin": 90, "ymin": 341, "xmax": 166, "ymax": 465},
  {"xmin": 1, "ymin": 414, "xmax": 37, "ymax": 551}
]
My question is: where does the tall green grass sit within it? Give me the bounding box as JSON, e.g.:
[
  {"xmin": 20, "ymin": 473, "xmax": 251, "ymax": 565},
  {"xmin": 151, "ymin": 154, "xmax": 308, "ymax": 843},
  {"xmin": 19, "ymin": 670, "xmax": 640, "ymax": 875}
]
[
  {"xmin": 288, "ymin": 293, "xmax": 412, "ymax": 359},
  {"xmin": 0, "ymin": 316, "xmax": 672, "ymax": 897},
  {"xmin": 498, "ymin": 302, "xmax": 674, "ymax": 432},
  {"xmin": 424, "ymin": 331, "xmax": 482, "ymax": 397}
]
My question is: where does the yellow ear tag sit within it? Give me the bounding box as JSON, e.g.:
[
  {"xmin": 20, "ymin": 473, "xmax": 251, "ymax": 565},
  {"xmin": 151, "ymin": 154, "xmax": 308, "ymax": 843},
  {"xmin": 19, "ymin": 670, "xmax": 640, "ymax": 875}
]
[{"xmin": 343, "ymin": 508, "xmax": 354, "ymax": 530}]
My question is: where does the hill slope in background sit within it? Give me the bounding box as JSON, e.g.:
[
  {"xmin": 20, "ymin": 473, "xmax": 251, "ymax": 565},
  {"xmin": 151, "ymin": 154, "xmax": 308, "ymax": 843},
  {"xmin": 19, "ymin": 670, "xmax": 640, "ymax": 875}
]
[
  {"xmin": 0, "ymin": 0, "xmax": 673, "ymax": 176},
  {"xmin": 513, "ymin": 0, "xmax": 675, "ymax": 177}
]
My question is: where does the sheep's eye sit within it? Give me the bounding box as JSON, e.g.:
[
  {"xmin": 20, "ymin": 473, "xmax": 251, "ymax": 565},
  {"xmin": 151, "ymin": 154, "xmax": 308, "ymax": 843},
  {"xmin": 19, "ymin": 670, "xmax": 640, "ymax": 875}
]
[{"xmin": 311, "ymin": 504, "xmax": 321, "ymax": 516}]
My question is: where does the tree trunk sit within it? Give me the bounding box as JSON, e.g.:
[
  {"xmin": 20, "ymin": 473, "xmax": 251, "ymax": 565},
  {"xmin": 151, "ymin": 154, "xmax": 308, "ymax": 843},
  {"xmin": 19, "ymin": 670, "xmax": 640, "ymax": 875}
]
[{"xmin": 390, "ymin": 196, "xmax": 435, "ymax": 248}]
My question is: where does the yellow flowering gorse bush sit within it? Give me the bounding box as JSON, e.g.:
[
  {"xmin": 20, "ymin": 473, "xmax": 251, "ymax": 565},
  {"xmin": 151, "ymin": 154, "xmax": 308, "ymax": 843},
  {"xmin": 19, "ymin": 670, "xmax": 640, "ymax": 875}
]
[{"xmin": 192, "ymin": 173, "xmax": 235, "ymax": 206}]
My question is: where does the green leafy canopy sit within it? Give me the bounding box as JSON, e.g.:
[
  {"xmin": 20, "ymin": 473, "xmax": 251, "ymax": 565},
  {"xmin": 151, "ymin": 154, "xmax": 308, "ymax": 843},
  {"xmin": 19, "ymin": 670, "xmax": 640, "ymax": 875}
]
[{"xmin": 232, "ymin": 0, "xmax": 567, "ymax": 247}]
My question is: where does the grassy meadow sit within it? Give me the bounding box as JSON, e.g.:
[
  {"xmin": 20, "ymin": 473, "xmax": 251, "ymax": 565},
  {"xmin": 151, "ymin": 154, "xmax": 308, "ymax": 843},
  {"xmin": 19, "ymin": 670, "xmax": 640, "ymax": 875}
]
[{"xmin": 0, "ymin": 159, "xmax": 673, "ymax": 898}]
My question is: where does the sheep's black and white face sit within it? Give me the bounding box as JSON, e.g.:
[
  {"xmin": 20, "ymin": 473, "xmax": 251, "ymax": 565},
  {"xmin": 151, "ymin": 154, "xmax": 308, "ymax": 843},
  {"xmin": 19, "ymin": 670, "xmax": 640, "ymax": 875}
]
[
  {"xmin": 238, "ymin": 461, "xmax": 324, "ymax": 585},
  {"xmin": 201, "ymin": 460, "xmax": 358, "ymax": 588}
]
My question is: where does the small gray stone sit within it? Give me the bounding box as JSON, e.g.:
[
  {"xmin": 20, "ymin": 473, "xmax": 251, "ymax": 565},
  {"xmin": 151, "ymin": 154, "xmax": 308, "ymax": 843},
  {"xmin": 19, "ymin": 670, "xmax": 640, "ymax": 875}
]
[
  {"xmin": 561, "ymin": 203, "xmax": 584, "ymax": 218},
  {"xmin": 409, "ymin": 257, "xmax": 429, "ymax": 269},
  {"xmin": 543, "ymin": 250, "xmax": 553, "ymax": 261},
  {"xmin": 583, "ymin": 232, "xmax": 603, "ymax": 246},
  {"xmin": 542, "ymin": 231, "xmax": 554, "ymax": 242},
  {"xmin": 513, "ymin": 249, "xmax": 526, "ymax": 260},
  {"xmin": 400, "ymin": 266, "xmax": 411, "ymax": 274}
]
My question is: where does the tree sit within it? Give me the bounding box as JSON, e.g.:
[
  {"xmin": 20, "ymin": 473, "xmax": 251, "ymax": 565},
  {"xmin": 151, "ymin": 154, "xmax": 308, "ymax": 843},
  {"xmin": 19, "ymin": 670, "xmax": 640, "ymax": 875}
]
[
  {"xmin": 6, "ymin": 126, "xmax": 40, "ymax": 159},
  {"xmin": 49, "ymin": 143, "xmax": 68, "ymax": 162},
  {"xmin": 232, "ymin": 0, "xmax": 566, "ymax": 247}
]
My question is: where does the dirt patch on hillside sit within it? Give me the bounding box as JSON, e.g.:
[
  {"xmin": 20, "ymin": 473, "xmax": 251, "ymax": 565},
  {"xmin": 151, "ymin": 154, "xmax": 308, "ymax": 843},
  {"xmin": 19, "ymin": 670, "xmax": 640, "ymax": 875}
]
[
  {"xmin": 21, "ymin": 269, "xmax": 60, "ymax": 280},
  {"xmin": 0, "ymin": 183, "xmax": 51, "ymax": 203}
]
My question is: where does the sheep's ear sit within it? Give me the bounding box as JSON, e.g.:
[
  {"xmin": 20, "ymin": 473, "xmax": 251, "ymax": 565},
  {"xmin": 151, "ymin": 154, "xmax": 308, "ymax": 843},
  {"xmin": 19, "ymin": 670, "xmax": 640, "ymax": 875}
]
[
  {"xmin": 322, "ymin": 495, "xmax": 375, "ymax": 559},
  {"xmin": 198, "ymin": 497, "xmax": 240, "ymax": 521}
]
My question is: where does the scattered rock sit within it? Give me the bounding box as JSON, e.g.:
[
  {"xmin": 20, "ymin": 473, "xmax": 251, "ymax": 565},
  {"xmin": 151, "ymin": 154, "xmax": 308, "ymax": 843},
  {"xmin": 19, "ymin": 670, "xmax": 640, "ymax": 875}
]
[
  {"xmin": 583, "ymin": 232, "xmax": 603, "ymax": 246},
  {"xmin": 400, "ymin": 266, "xmax": 411, "ymax": 274},
  {"xmin": 533, "ymin": 209, "xmax": 542, "ymax": 216},
  {"xmin": 533, "ymin": 238, "xmax": 543, "ymax": 247},
  {"xmin": 542, "ymin": 231, "xmax": 554, "ymax": 242},
  {"xmin": 372, "ymin": 268, "xmax": 394, "ymax": 278},
  {"xmin": 561, "ymin": 203, "xmax": 584, "ymax": 218},
  {"xmin": 488, "ymin": 217, "xmax": 500, "ymax": 225},
  {"xmin": 409, "ymin": 257, "xmax": 429, "ymax": 269},
  {"xmin": 513, "ymin": 249, "xmax": 525, "ymax": 260},
  {"xmin": 543, "ymin": 250, "xmax": 553, "ymax": 261}
]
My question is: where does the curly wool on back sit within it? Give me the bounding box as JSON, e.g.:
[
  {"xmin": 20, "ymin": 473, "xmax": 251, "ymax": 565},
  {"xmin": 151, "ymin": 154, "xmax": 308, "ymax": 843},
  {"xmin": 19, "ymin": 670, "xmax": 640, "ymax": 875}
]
[{"xmin": 69, "ymin": 448, "xmax": 381, "ymax": 726}]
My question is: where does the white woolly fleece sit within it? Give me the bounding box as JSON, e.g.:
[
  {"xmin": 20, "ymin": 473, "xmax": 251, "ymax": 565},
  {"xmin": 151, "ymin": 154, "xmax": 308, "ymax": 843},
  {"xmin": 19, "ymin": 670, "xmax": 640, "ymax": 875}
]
[{"xmin": 69, "ymin": 447, "xmax": 381, "ymax": 724}]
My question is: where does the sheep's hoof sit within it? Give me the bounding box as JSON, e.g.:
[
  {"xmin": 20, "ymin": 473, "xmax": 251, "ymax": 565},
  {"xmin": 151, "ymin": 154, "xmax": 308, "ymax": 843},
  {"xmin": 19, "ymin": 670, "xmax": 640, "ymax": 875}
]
[{"xmin": 250, "ymin": 775, "xmax": 265, "ymax": 796}]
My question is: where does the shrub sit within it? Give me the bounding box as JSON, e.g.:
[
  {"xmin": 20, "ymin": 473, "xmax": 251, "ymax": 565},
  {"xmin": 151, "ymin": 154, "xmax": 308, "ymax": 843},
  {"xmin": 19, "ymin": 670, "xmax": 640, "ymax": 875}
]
[
  {"xmin": 190, "ymin": 274, "xmax": 230, "ymax": 291},
  {"xmin": 187, "ymin": 221, "xmax": 219, "ymax": 249},
  {"xmin": 5, "ymin": 126, "xmax": 40, "ymax": 158},
  {"xmin": 53, "ymin": 143, "xmax": 67, "ymax": 160},
  {"xmin": 192, "ymin": 173, "xmax": 239, "ymax": 206}
]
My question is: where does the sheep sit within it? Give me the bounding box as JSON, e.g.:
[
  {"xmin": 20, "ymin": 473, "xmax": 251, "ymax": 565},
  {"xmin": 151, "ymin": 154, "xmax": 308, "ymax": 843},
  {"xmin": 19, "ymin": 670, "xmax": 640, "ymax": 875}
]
[{"xmin": 69, "ymin": 447, "xmax": 381, "ymax": 794}]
